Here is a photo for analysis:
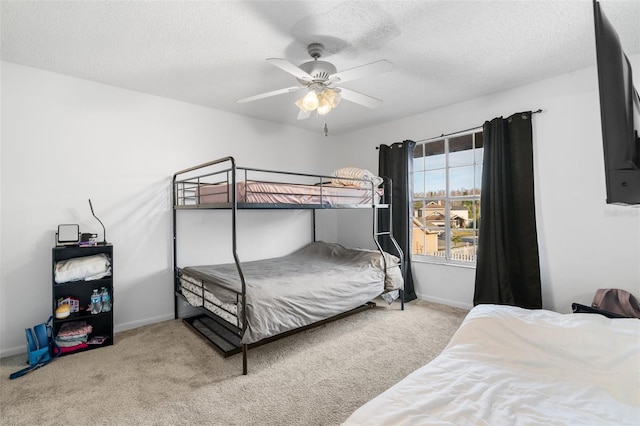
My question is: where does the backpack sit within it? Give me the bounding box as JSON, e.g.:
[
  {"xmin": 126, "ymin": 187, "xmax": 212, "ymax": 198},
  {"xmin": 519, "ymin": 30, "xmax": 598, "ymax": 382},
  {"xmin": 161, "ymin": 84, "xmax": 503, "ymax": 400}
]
[
  {"xmin": 9, "ymin": 316, "xmax": 60, "ymax": 379},
  {"xmin": 592, "ymin": 288, "xmax": 640, "ymax": 319}
]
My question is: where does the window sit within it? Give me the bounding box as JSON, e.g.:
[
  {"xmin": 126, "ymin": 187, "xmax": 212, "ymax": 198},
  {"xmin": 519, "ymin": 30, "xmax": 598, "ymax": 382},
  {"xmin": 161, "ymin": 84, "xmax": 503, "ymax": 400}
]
[{"xmin": 412, "ymin": 130, "xmax": 483, "ymax": 264}]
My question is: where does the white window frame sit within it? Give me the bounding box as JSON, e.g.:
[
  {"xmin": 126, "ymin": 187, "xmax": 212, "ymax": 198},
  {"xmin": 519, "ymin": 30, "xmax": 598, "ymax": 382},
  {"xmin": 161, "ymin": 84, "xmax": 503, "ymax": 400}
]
[{"xmin": 412, "ymin": 128, "xmax": 483, "ymax": 267}]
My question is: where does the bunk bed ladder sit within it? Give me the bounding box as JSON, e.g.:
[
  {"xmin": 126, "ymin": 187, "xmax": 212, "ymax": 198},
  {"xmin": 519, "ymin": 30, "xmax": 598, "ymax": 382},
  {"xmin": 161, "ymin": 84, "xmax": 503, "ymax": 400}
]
[{"xmin": 372, "ymin": 177, "xmax": 405, "ymax": 311}]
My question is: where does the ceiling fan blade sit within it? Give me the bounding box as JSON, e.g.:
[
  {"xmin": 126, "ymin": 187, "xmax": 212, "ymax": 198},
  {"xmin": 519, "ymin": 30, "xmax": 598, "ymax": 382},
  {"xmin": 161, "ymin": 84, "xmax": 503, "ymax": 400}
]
[
  {"xmin": 329, "ymin": 60, "xmax": 393, "ymax": 84},
  {"xmin": 267, "ymin": 58, "xmax": 313, "ymax": 82},
  {"xmin": 297, "ymin": 109, "xmax": 311, "ymax": 120},
  {"xmin": 237, "ymin": 86, "xmax": 302, "ymax": 104},
  {"xmin": 338, "ymin": 87, "xmax": 383, "ymax": 109}
]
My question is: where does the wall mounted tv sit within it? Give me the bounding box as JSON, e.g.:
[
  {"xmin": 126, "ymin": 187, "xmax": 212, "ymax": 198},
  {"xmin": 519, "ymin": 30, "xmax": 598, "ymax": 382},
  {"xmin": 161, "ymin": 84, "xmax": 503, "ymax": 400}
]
[{"xmin": 593, "ymin": 0, "xmax": 640, "ymax": 205}]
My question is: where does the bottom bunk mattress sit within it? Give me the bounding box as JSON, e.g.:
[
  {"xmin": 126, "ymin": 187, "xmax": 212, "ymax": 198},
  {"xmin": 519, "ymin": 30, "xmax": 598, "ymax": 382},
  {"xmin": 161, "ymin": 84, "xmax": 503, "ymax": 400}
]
[
  {"xmin": 178, "ymin": 241, "xmax": 403, "ymax": 344},
  {"xmin": 342, "ymin": 304, "xmax": 640, "ymax": 426}
]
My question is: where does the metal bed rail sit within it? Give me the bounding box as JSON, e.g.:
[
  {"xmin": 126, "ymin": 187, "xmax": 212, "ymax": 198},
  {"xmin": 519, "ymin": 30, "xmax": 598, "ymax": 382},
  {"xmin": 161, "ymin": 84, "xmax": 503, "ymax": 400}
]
[
  {"xmin": 173, "ymin": 157, "xmax": 382, "ymax": 209},
  {"xmin": 176, "ymin": 268, "xmax": 244, "ymax": 325}
]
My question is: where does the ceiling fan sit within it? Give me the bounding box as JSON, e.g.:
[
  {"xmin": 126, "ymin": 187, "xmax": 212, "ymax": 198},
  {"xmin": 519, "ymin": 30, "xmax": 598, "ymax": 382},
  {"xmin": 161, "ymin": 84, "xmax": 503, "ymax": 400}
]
[{"xmin": 237, "ymin": 43, "xmax": 393, "ymax": 120}]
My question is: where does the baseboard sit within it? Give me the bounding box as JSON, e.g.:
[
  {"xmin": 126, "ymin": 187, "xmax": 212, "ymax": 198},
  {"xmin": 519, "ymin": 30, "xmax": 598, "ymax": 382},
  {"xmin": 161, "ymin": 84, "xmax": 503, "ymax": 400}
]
[
  {"xmin": 415, "ymin": 293, "xmax": 473, "ymax": 311},
  {"xmin": 1, "ymin": 345, "xmax": 26, "ymax": 359},
  {"xmin": 113, "ymin": 313, "xmax": 175, "ymax": 333}
]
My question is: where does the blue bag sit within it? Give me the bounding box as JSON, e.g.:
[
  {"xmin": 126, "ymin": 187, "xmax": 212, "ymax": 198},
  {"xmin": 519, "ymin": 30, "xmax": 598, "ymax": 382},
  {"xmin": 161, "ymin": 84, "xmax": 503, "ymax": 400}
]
[{"xmin": 10, "ymin": 316, "xmax": 59, "ymax": 379}]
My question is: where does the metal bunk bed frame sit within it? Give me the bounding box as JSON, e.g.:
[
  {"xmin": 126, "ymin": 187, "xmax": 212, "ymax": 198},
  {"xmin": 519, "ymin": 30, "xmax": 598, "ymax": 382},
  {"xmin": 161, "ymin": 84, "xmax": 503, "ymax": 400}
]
[{"xmin": 172, "ymin": 156, "xmax": 404, "ymax": 375}]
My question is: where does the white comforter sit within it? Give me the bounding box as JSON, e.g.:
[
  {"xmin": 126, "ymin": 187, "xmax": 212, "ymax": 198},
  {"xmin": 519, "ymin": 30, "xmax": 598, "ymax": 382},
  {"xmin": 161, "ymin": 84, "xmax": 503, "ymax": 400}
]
[{"xmin": 343, "ymin": 304, "xmax": 640, "ymax": 426}]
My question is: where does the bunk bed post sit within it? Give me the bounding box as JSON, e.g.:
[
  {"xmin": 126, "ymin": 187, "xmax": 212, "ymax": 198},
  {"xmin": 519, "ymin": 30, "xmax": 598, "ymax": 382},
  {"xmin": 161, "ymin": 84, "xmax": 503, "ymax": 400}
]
[
  {"xmin": 172, "ymin": 173, "xmax": 179, "ymax": 319},
  {"xmin": 312, "ymin": 210, "xmax": 317, "ymax": 242},
  {"xmin": 243, "ymin": 344, "xmax": 248, "ymax": 374},
  {"xmin": 228, "ymin": 157, "xmax": 249, "ymax": 375}
]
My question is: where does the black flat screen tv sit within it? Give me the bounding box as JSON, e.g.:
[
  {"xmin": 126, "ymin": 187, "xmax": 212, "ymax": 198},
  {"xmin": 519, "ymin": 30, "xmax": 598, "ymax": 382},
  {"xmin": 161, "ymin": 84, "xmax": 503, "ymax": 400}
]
[{"xmin": 593, "ymin": 0, "xmax": 640, "ymax": 205}]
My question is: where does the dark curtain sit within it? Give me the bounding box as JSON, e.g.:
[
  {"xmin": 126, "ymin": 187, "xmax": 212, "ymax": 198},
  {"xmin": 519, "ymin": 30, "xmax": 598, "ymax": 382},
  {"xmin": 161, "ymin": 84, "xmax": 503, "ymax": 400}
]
[
  {"xmin": 378, "ymin": 140, "xmax": 417, "ymax": 302},
  {"xmin": 474, "ymin": 112, "xmax": 542, "ymax": 309}
]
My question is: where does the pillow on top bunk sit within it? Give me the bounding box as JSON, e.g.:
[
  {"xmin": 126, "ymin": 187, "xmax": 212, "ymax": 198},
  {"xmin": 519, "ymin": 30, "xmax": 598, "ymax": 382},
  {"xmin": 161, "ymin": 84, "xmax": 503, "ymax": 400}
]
[{"xmin": 331, "ymin": 167, "xmax": 383, "ymax": 189}]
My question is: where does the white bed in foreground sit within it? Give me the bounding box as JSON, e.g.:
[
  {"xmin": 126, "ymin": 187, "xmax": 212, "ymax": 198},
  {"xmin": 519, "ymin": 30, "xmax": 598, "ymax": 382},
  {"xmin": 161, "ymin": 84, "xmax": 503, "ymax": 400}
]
[{"xmin": 343, "ymin": 304, "xmax": 640, "ymax": 426}]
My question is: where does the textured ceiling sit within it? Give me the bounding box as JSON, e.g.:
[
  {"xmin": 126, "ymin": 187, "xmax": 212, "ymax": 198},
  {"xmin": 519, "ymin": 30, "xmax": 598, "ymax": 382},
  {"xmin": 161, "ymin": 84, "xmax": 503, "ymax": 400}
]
[{"xmin": 1, "ymin": 0, "xmax": 639, "ymax": 135}]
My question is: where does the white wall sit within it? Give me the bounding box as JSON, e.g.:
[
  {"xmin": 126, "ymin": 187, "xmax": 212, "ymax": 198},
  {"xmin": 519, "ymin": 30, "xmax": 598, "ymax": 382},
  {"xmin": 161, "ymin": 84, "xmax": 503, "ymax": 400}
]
[
  {"xmin": 0, "ymin": 62, "xmax": 332, "ymax": 357},
  {"xmin": 332, "ymin": 54, "xmax": 640, "ymax": 312}
]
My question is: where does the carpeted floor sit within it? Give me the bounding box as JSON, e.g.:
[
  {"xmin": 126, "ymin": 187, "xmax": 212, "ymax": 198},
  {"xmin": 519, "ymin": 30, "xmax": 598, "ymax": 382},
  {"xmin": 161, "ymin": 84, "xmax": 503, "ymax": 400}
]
[{"xmin": 0, "ymin": 298, "xmax": 467, "ymax": 426}]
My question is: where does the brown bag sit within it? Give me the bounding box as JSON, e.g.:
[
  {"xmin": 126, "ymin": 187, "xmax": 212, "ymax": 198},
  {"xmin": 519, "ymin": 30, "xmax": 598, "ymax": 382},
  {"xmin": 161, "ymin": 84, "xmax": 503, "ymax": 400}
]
[{"xmin": 592, "ymin": 288, "xmax": 640, "ymax": 318}]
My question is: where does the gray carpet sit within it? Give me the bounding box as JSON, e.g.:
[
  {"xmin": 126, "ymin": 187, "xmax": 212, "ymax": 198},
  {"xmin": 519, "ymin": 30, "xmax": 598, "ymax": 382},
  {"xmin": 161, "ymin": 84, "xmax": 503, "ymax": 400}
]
[{"xmin": 0, "ymin": 298, "xmax": 467, "ymax": 426}]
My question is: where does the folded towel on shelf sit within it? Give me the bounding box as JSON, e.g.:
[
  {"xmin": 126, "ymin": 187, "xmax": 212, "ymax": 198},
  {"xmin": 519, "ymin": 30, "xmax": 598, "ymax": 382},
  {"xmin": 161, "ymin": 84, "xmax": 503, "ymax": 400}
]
[
  {"xmin": 54, "ymin": 254, "xmax": 111, "ymax": 284},
  {"xmin": 56, "ymin": 336, "xmax": 89, "ymax": 347},
  {"xmin": 55, "ymin": 342, "xmax": 89, "ymax": 354},
  {"xmin": 57, "ymin": 321, "xmax": 93, "ymax": 338}
]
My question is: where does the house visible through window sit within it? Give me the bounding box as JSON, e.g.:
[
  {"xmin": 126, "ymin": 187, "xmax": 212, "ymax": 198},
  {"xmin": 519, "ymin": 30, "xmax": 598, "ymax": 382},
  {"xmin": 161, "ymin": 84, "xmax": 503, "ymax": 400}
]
[{"xmin": 412, "ymin": 130, "xmax": 483, "ymax": 264}]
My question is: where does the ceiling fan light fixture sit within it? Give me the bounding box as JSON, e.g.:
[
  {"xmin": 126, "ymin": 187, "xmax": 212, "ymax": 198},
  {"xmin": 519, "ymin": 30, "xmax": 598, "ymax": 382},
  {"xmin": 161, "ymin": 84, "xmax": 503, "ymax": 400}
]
[
  {"xmin": 316, "ymin": 96, "xmax": 332, "ymax": 115},
  {"xmin": 324, "ymin": 89, "xmax": 342, "ymax": 108},
  {"xmin": 295, "ymin": 97, "xmax": 309, "ymax": 112},
  {"xmin": 301, "ymin": 90, "xmax": 319, "ymax": 111}
]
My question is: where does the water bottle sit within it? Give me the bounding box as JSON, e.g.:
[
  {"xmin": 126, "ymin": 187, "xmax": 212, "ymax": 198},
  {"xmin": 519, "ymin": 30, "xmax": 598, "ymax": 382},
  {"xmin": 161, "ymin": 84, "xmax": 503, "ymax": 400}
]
[
  {"xmin": 101, "ymin": 287, "xmax": 112, "ymax": 313},
  {"xmin": 90, "ymin": 289, "xmax": 102, "ymax": 314}
]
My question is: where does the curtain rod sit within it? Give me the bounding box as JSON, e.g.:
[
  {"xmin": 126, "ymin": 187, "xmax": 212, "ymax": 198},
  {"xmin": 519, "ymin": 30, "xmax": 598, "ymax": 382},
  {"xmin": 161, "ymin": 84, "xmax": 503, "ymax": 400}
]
[{"xmin": 379, "ymin": 109, "xmax": 543, "ymax": 147}]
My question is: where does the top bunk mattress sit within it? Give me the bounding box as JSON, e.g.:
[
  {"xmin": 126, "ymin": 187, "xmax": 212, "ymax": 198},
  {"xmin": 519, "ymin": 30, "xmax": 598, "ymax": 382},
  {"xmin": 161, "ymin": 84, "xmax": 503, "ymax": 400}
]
[
  {"xmin": 173, "ymin": 158, "xmax": 386, "ymax": 208},
  {"xmin": 184, "ymin": 180, "xmax": 382, "ymax": 207}
]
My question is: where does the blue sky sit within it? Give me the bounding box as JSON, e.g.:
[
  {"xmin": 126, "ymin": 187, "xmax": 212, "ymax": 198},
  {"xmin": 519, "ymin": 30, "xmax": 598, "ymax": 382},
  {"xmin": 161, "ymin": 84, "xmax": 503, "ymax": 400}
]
[{"xmin": 414, "ymin": 149, "xmax": 483, "ymax": 196}]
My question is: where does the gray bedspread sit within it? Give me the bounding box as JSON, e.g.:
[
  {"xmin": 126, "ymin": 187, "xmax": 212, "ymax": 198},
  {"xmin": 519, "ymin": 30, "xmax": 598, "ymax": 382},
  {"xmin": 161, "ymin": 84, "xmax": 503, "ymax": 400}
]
[{"xmin": 181, "ymin": 241, "xmax": 403, "ymax": 344}]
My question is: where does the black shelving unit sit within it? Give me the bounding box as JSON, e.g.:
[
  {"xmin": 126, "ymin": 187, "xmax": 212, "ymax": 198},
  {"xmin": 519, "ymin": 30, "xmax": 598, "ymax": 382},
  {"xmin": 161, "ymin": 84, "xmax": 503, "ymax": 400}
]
[{"xmin": 52, "ymin": 244, "xmax": 113, "ymax": 355}]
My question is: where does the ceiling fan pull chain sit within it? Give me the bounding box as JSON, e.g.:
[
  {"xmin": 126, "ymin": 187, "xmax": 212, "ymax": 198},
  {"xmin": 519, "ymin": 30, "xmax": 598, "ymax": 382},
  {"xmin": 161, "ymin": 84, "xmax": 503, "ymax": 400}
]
[{"xmin": 323, "ymin": 121, "xmax": 329, "ymax": 137}]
